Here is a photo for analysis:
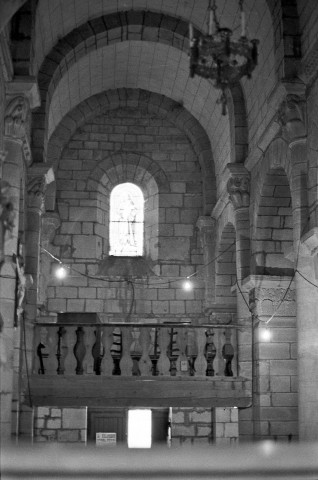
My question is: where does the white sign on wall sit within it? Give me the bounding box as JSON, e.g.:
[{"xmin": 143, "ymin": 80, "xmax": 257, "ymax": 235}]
[{"xmin": 96, "ymin": 432, "xmax": 117, "ymax": 447}]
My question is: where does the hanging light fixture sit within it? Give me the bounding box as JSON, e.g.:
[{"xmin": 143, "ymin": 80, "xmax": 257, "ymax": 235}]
[{"xmin": 189, "ymin": 0, "xmax": 259, "ymax": 114}]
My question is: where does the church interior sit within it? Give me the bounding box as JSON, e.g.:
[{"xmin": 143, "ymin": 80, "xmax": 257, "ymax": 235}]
[{"xmin": 1, "ymin": 0, "xmax": 318, "ymax": 461}]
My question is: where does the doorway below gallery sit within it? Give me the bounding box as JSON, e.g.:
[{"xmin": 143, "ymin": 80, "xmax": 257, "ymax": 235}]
[{"xmin": 87, "ymin": 407, "xmax": 170, "ymax": 448}]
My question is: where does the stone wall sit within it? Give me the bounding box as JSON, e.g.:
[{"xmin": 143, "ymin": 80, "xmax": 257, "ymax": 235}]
[
  {"xmin": 44, "ymin": 107, "xmax": 206, "ymax": 323},
  {"xmin": 171, "ymin": 407, "xmax": 239, "ymax": 446},
  {"xmin": 34, "ymin": 407, "xmax": 87, "ymax": 443},
  {"xmin": 171, "ymin": 407, "xmax": 213, "ymax": 446}
]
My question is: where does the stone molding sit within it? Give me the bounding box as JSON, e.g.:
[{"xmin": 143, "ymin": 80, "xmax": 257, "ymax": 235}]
[
  {"xmin": 226, "ymin": 164, "xmax": 250, "ymax": 210},
  {"xmin": 242, "ymin": 274, "xmax": 295, "ymax": 291}
]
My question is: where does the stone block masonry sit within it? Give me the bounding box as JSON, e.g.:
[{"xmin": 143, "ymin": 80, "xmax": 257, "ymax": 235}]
[
  {"xmin": 47, "ymin": 107, "xmax": 206, "ymax": 323},
  {"xmin": 34, "ymin": 407, "xmax": 87, "ymax": 443}
]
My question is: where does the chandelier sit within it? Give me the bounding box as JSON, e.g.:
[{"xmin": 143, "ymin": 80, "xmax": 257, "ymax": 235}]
[{"xmin": 189, "ymin": 0, "xmax": 259, "ymax": 114}]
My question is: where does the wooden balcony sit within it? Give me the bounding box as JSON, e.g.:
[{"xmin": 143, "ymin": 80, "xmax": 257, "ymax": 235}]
[{"xmin": 29, "ymin": 323, "xmax": 251, "ymax": 408}]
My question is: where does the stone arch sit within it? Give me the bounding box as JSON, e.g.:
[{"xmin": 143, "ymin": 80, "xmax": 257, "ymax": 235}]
[
  {"xmin": 47, "ymin": 89, "xmax": 215, "ymax": 214},
  {"xmin": 251, "ymin": 137, "xmax": 308, "ymax": 275},
  {"xmin": 252, "ymin": 137, "xmax": 309, "ymax": 243},
  {"xmin": 33, "ymin": 10, "xmax": 249, "ymax": 174}
]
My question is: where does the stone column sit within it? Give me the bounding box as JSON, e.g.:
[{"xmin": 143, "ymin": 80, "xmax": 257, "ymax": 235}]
[
  {"xmin": 0, "ymin": 79, "xmax": 39, "ymax": 446},
  {"xmin": 242, "ymin": 275, "xmax": 297, "ymax": 441},
  {"xmin": 196, "ymin": 216, "xmax": 216, "ymax": 309},
  {"xmin": 25, "ymin": 167, "xmax": 54, "ymax": 318},
  {"xmin": 297, "ymin": 229, "xmax": 318, "ymax": 440},
  {"xmin": 226, "ymin": 164, "xmax": 250, "ymax": 282},
  {"xmin": 1, "ymin": 97, "xmax": 30, "ymax": 446}
]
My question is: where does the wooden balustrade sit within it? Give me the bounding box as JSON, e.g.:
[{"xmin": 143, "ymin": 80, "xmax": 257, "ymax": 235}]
[{"xmin": 33, "ymin": 323, "xmax": 238, "ymax": 378}]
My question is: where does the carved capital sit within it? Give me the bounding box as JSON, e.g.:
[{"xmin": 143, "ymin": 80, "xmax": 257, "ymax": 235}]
[
  {"xmin": 276, "ymin": 94, "xmax": 306, "ymax": 142},
  {"xmin": 226, "ymin": 164, "xmax": 250, "ymax": 210},
  {"xmin": 27, "ymin": 167, "xmax": 55, "ymax": 213},
  {"xmin": 27, "ymin": 176, "xmax": 47, "ymax": 212},
  {"xmin": 4, "ymin": 95, "xmax": 30, "ymax": 140}
]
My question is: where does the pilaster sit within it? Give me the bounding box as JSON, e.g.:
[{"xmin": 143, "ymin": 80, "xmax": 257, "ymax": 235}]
[
  {"xmin": 226, "ymin": 164, "xmax": 251, "ymax": 281},
  {"xmin": 197, "ymin": 216, "xmax": 216, "ymax": 310},
  {"xmin": 242, "ymin": 274, "xmax": 297, "ymax": 441},
  {"xmin": 296, "ymin": 228, "xmax": 318, "ymax": 440}
]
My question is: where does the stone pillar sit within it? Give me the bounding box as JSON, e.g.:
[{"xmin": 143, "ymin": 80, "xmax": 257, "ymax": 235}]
[
  {"xmin": 196, "ymin": 216, "xmax": 216, "ymax": 309},
  {"xmin": 226, "ymin": 164, "xmax": 250, "ymax": 282},
  {"xmin": 297, "ymin": 228, "xmax": 318, "ymax": 440},
  {"xmin": 243, "ymin": 275, "xmax": 297, "ymax": 441},
  {"xmin": 25, "ymin": 167, "xmax": 54, "ymax": 317},
  {"xmin": 0, "ymin": 94, "xmax": 31, "ymax": 446},
  {"xmin": 0, "ymin": 79, "xmax": 40, "ymax": 446}
]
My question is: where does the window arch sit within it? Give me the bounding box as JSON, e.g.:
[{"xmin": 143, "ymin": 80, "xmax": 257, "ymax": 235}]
[{"xmin": 109, "ymin": 183, "xmax": 144, "ymax": 256}]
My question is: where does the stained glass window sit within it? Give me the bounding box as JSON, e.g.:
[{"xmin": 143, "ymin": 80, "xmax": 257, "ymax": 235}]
[{"xmin": 109, "ymin": 183, "xmax": 144, "ymax": 256}]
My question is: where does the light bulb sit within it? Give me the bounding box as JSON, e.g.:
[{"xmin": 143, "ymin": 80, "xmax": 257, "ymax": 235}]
[
  {"xmin": 259, "ymin": 327, "xmax": 271, "ymax": 342},
  {"xmin": 55, "ymin": 264, "xmax": 68, "ymax": 279},
  {"xmin": 183, "ymin": 279, "xmax": 193, "ymax": 291}
]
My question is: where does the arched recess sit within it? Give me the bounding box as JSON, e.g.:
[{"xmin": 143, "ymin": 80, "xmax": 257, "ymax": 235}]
[
  {"xmin": 215, "ymin": 223, "xmax": 237, "ymax": 307},
  {"xmin": 86, "ymin": 152, "xmax": 170, "ymax": 263},
  {"xmin": 253, "ymin": 167, "xmax": 294, "ymax": 276},
  {"xmin": 47, "ymin": 89, "xmax": 216, "ymax": 215},
  {"xmin": 252, "ymin": 137, "xmax": 309, "ymax": 250}
]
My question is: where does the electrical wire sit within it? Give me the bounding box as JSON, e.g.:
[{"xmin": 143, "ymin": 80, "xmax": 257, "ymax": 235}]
[{"xmin": 41, "ymin": 239, "xmax": 237, "ymax": 288}]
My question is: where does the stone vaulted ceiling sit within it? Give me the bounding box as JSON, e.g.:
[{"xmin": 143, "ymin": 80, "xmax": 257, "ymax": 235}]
[{"xmin": 29, "ymin": 0, "xmax": 276, "ymax": 186}]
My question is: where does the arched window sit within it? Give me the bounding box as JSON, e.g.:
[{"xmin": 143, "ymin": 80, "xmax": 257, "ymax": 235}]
[{"xmin": 109, "ymin": 183, "xmax": 144, "ymax": 256}]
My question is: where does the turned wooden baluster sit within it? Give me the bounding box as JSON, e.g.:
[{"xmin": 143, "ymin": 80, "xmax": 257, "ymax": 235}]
[
  {"xmin": 131, "ymin": 328, "xmax": 142, "ymax": 376},
  {"xmin": 45, "ymin": 327, "xmax": 59, "ymax": 375},
  {"xmin": 101, "ymin": 326, "xmax": 113, "ymax": 376},
  {"xmin": 186, "ymin": 328, "xmax": 197, "ymax": 376},
  {"xmin": 169, "ymin": 328, "xmax": 179, "ymax": 376},
  {"xmin": 139, "ymin": 327, "xmax": 152, "ymax": 376},
  {"xmin": 63, "ymin": 326, "xmax": 77, "ymax": 374},
  {"xmin": 149, "ymin": 328, "xmax": 159, "ymax": 376},
  {"xmin": 56, "ymin": 326, "xmax": 68, "ymax": 375},
  {"xmin": 92, "ymin": 326, "xmax": 104, "ymax": 375},
  {"xmin": 33, "ymin": 326, "xmax": 42, "ymax": 374},
  {"xmin": 73, "ymin": 326, "xmax": 86, "ymax": 375},
  {"xmin": 157, "ymin": 327, "xmax": 170, "ymax": 376},
  {"xmin": 176, "ymin": 328, "xmax": 188, "ymax": 376},
  {"xmin": 194, "ymin": 328, "xmax": 208, "ymax": 376},
  {"xmin": 205, "ymin": 328, "xmax": 217, "ymax": 376},
  {"xmin": 120, "ymin": 327, "xmax": 133, "ymax": 376},
  {"xmin": 222, "ymin": 328, "xmax": 234, "ymax": 377},
  {"xmin": 84, "ymin": 326, "xmax": 95, "ymax": 374}
]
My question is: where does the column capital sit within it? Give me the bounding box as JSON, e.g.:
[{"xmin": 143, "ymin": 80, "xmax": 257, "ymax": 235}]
[
  {"xmin": 27, "ymin": 167, "xmax": 55, "ymax": 213},
  {"xmin": 226, "ymin": 164, "xmax": 250, "ymax": 210},
  {"xmin": 300, "ymin": 227, "xmax": 318, "ymax": 257},
  {"xmin": 4, "ymin": 95, "xmax": 30, "ymax": 140},
  {"xmin": 6, "ymin": 76, "xmax": 40, "ymax": 109}
]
